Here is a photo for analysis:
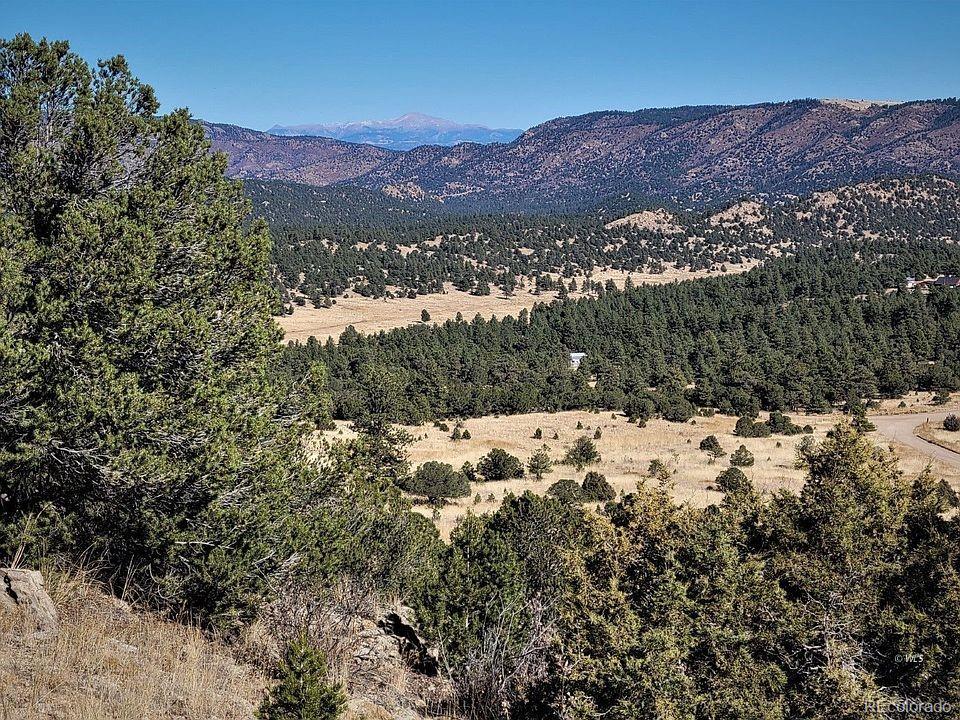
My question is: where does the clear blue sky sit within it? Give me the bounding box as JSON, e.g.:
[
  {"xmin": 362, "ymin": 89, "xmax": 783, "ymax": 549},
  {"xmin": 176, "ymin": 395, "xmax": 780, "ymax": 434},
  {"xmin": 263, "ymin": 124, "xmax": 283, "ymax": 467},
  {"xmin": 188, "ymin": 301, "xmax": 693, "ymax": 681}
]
[{"xmin": 3, "ymin": 0, "xmax": 958, "ymax": 131}]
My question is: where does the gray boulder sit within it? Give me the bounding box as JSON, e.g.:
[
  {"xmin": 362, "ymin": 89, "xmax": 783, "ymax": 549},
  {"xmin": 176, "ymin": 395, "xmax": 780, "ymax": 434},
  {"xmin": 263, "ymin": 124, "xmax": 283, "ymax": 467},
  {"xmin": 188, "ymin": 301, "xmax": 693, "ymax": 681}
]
[{"xmin": 0, "ymin": 568, "xmax": 59, "ymax": 637}]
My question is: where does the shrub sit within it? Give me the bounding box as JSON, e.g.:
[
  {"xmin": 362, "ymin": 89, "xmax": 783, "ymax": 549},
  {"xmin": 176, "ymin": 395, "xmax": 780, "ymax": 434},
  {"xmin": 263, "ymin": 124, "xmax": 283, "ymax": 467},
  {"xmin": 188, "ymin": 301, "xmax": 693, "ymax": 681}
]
[
  {"xmin": 714, "ymin": 467, "xmax": 752, "ymax": 495},
  {"xmin": 478, "ymin": 448, "xmax": 524, "ymax": 481},
  {"xmin": 944, "ymin": 414, "xmax": 960, "ymax": 432},
  {"xmin": 533, "ymin": 428, "xmax": 543, "ymax": 439},
  {"xmin": 851, "ymin": 413, "xmax": 876, "ymax": 433},
  {"xmin": 648, "ymin": 459, "xmax": 670, "ymax": 482},
  {"xmin": 563, "ymin": 436, "xmax": 601, "ymax": 470},
  {"xmin": 257, "ymin": 638, "xmax": 346, "ymax": 720},
  {"xmin": 730, "ymin": 445, "xmax": 755, "ymax": 467},
  {"xmin": 735, "ymin": 416, "xmax": 771, "ymax": 438},
  {"xmin": 547, "ymin": 478, "xmax": 584, "ymax": 503},
  {"xmin": 593, "ymin": 428, "xmax": 602, "ymax": 440},
  {"xmin": 462, "ymin": 429, "xmax": 472, "ymax": 440},
  {"xmin": 581, "ymin": 472, "xmax": 615, "ymax": 502},
  {"xmin": 766, "ymin": 411, "xmax": 803, "ymax": 435},
  {"xmin": 402, "ymin": 461, "xmax": 471, "ymax": 500},
  {"xmin": 698, "ymin": 435, "xmax": 725, "ymax": 458}
]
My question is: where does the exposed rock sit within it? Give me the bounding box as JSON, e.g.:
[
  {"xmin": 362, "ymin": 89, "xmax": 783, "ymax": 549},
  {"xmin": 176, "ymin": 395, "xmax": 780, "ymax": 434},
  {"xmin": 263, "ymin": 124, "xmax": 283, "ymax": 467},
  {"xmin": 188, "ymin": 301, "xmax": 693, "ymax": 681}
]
[
  {"xmin": 0, "ymin": 568, "xmax": 59, "ymax": 637},
  {"xmin": 346, "ymin": 604, "xmax": 451, "ymax": 719},
  {"xmin": 377, "ymin": 607, "xmax": 434, "ymax": 673}
]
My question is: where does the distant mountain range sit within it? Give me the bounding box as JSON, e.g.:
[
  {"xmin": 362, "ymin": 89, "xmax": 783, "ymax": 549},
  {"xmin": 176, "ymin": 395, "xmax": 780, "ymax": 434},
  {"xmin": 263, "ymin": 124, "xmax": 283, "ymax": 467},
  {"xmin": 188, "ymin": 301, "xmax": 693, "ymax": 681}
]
[
  {"xmin": 204, "ymin": 99, "xmax": 960, "ymax": 210},
  {"xmin": 266, "ymin": 112, "xmax": 523, "ymax": 151}
]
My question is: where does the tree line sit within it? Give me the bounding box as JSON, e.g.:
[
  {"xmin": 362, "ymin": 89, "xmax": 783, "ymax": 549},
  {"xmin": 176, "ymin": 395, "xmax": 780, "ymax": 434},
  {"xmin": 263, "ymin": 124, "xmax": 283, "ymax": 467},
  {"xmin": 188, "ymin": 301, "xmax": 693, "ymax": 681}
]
[{"xmin": 284, "ymin": 239, "xmax": 960, "ymax": 423}]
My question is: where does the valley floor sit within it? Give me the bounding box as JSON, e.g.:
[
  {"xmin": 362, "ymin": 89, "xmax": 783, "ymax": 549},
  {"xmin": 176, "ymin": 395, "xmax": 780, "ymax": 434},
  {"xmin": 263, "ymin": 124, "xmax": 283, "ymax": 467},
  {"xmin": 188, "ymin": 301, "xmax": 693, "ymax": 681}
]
[{"xmin": 390, "ymin": 392, "xmax": 960, "ymax": 538}]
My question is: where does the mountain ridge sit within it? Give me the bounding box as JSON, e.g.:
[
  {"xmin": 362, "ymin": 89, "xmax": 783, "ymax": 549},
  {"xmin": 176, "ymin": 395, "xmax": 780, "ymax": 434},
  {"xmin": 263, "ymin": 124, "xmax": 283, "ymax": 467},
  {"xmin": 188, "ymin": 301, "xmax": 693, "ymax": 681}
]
[
  {"xmin": 204, "ymin": 98, "xmax": 960, "ymax": 210},
  {"xmin": 266, "ymin": 112, "xmax": 523, "ymax": 150}
]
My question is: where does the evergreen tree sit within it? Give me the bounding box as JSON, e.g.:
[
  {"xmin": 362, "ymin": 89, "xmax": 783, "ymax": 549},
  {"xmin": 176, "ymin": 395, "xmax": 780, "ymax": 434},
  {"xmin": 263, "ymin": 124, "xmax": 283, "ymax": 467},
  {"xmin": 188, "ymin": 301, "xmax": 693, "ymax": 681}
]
[
  {"xmin": 257, "ymin": 638, "xmax": 346, "ymax": 720},
  {"xmin": 527, "ymin": 448, "xmax": 554, "ymax": 480},
  {"xmin": 0, "ymin": 35, "xmax": 327, "ymax": 621},
  {"xmin": 699, "ymin": 435, "xmax": 726, "ymax": 458},
  {"xmin": 478, "ymin": 448, "xmax": 524, "ymax": 481},
  {"xmin": 730, "ymin": 445, "xmax": 755, "ymax": 467},
  {"xmin": 581, "ymin": 471, "xmax": 615, "ymax": 501},
  {"xmin": 563, "ymin": 436, "xmax": 601, "ymax": 470}
]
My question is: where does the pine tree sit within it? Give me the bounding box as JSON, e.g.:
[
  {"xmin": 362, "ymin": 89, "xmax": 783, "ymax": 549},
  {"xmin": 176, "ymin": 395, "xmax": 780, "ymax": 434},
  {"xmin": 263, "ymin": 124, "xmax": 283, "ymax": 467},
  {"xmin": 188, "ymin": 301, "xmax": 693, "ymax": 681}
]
[
  {"xmin": 730, "ymin": 445, "xmax": 755, "ymax": 467},
  {"xmin": 564, "ymin": 436, "xmax": 601, "ymax": 470},
  {"xmin": 0, "ymin": 35, "xmax": 326, "ymax": 620},
  {"xmin": 527, "ymin": 448, "xmax": 554, "ymax": 479},
  {"xmin": 257, "ymin": 638, "xmax": 346, "ymax": 720}
]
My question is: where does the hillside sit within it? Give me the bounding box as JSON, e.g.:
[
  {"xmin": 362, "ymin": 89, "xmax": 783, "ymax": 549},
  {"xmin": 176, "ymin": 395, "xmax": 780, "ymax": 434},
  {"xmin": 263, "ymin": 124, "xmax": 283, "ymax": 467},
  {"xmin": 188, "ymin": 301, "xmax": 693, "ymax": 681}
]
[
  {"xmin": 212, "ymin": 99, "xmax": 960, "ymax": 210},
  {"xmin": 266, "ymin": 176, "xmax": 960, "ymax": 308},
  {"xmin": 203, "ymin": 121, "xmax": 395, "ymax": 186}
]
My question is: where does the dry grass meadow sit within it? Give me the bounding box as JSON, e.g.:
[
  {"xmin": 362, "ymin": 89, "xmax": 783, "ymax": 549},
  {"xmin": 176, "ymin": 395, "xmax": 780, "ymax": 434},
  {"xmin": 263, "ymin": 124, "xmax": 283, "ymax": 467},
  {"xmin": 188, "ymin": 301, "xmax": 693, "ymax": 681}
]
[
  {"xmin": 0, "ymin": 569, "xmax": 266, "ymax": 720},
  {"xmin": 400, "ymin": 409, "xmax": 826, "ymax": 537},
  {"xmin": 318, "ymin": 394, "xmax": 960, "ymax": 539},
  {"xmin": 278, "ymin": 265, "xmax": 756, "ymax": 343},
  {"xmin": 388, "ymin": 391, "xmax": 960, "ymax": 538}
]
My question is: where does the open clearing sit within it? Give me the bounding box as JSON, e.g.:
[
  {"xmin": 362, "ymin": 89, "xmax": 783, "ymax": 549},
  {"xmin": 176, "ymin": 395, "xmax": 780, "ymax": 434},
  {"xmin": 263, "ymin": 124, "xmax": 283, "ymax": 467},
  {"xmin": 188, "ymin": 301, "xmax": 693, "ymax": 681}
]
[
  {"xmin": 917, "ymin": 421, "xmax": 960, "ymax": 455},
  {"xmin": 396, "ymin": 392, "xmax": 960, "ymax": 538},
  {"xmin": 319, "ymin": 396, "xmax": 960, "ymax": 540},
  {"xmin": 278, "ymin": 264, "xmax": 756, "ymax": 343}
]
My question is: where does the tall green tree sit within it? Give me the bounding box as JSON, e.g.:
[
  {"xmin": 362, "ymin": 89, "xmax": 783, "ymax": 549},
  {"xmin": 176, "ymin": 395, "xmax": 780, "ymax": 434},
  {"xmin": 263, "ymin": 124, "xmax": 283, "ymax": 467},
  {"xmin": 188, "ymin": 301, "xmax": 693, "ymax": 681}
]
[{"xmin": 0, "ymin": 35, "xmax": 324, "ymax": 623}]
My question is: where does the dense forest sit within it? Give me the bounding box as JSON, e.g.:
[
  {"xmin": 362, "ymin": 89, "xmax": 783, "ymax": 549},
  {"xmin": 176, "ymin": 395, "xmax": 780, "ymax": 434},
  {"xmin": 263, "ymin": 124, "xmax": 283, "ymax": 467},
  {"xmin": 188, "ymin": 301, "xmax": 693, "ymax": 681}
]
[
  {"xmin": 258, "ymin": 175, "xmax": 960, "ymax": 308},
  {"xmin": 284, "ymin": 239, "xmax": 960, "ymax": 423},
  {"xmin": 3, "ymin": 35, "xmax": 960, "ymax": 720}
]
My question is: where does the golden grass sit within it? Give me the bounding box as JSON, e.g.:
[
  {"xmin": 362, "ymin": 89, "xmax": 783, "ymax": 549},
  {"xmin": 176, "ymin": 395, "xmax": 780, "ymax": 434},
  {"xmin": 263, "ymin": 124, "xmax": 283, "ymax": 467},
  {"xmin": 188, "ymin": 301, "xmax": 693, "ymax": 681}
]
[
  {"xmin": 871, "ymin": 390, "xmax": 960, "ymax": 415},
  {"xmin": 399, "ymin": 410, "xmax": 833, "ymax": 539},
  {"xmin": 389, "ymin": 401, "xmax": 960, "ymax": 539},
  {"xmin": 916, "ymin": 421, "xmax": 960, "ymax": 454},
  {"xmin": 0, "ymin": 568, "xmax": 266, "ymax": 720},
  {"xmin": 278, "ymin": 265, "xmax": 756, "ymax": 343}
]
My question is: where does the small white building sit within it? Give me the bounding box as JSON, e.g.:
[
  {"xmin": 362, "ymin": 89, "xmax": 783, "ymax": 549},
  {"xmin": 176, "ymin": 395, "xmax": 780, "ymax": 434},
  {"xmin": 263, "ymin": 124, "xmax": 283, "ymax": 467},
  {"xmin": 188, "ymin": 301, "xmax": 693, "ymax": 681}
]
[{"xmin": 569, "ymin": 352, "xmax": 587, "ymax": 370}]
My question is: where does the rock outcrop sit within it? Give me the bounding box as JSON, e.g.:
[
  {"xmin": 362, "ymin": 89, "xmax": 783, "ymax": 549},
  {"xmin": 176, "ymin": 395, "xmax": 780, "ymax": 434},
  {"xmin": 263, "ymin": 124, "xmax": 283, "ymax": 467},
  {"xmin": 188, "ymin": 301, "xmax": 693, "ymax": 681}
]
[{"xmin": 0, "ymin": 568, "xmax": 59, "ymax": 637}]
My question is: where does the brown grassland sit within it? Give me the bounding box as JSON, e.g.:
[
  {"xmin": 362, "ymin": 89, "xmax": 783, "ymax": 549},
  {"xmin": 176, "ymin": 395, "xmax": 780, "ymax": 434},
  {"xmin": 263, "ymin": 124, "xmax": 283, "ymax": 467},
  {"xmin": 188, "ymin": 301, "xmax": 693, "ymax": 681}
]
[
  {"xmin": 387, "ymin": 392, "xmax": 960, "ymax": 538},
  {"xmin": 916, "ymin": 420, "xmax": 960, "ymax": 454},
  {"xmin": 0, "ymin": 568, "xmax": 266, "ymax": 720}
]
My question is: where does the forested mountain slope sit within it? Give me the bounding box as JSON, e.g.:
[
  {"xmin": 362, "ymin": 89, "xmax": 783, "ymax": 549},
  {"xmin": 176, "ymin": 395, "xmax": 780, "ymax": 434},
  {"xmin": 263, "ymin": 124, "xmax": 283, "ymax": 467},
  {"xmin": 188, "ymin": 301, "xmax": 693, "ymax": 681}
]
[
  {"xmin": 210, "ymin": 99, "xmax": 960, "ymax": 210},
  {"xmin": 264, "ymin": 176, "xmax": 960, "ymax": 306}
]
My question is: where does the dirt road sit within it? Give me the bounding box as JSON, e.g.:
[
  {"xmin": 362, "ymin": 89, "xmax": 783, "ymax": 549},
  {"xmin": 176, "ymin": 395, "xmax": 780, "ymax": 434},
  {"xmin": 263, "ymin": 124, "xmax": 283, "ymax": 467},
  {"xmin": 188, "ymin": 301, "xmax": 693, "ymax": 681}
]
[{"xmin": 872, "ymin": 411, "xmax": 960, "ymax": 468}]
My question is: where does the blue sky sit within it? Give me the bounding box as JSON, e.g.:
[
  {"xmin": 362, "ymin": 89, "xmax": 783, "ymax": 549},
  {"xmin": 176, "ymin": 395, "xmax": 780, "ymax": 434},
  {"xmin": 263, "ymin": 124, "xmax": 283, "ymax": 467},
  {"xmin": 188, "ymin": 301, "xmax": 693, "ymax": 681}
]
[{"xmin": 3, "ymin": 0, "xmax": 958, "ymax": 131}]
